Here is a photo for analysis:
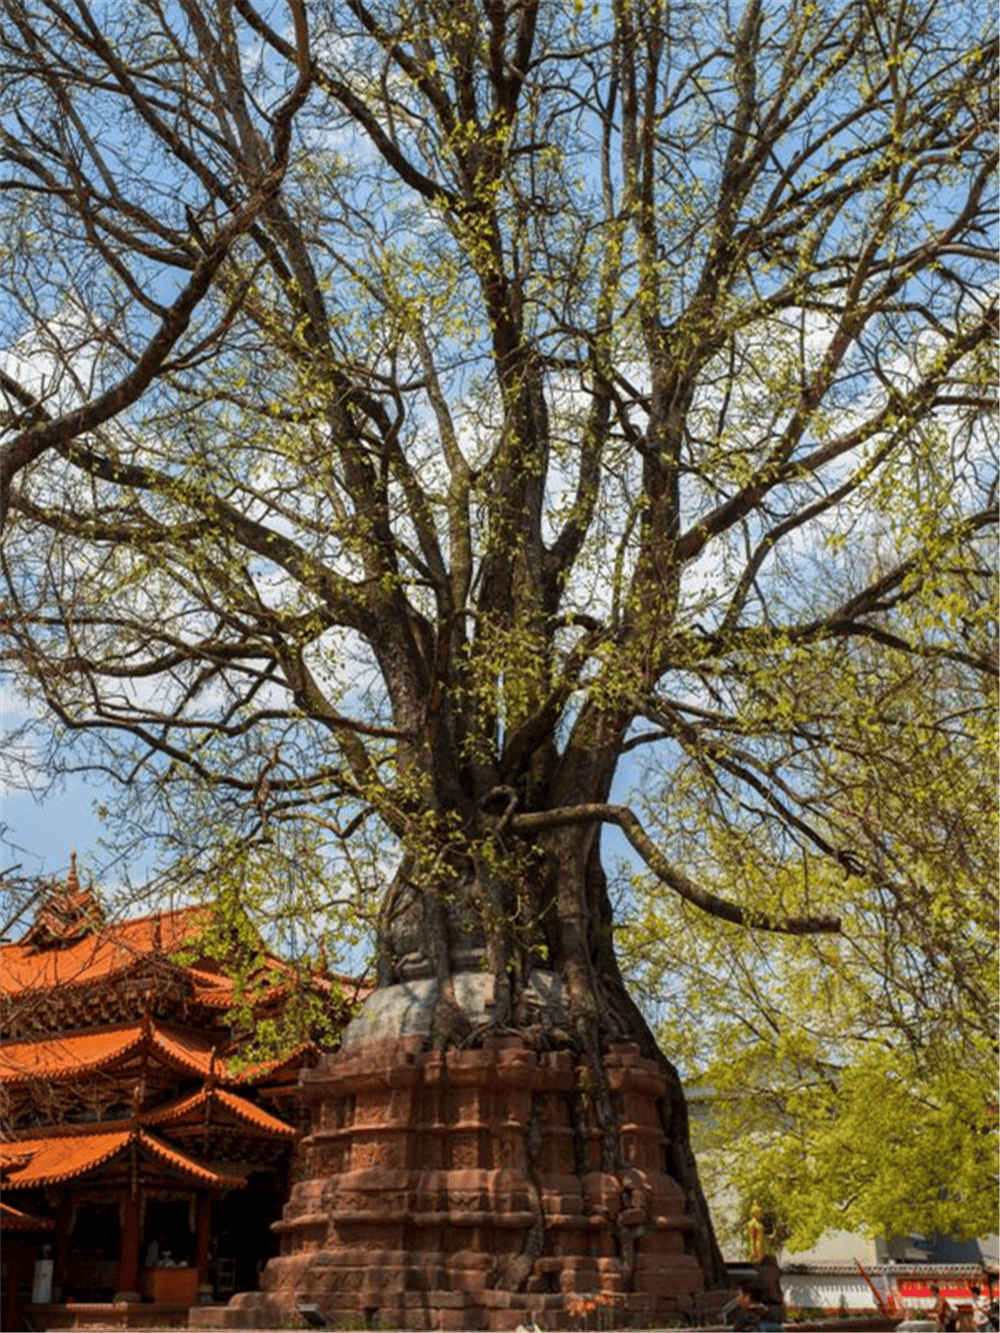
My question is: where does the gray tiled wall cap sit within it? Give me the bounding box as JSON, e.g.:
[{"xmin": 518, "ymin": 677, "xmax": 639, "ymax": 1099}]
[{"xmin": 341, "ymin": 970, "xmax": 566, "ymax": 1046}]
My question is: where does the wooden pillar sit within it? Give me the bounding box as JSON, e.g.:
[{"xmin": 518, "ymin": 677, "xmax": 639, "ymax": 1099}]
[
  {"xmin": 53, "ymin": 1201, "xmax": 71, "ymax": 1301},
  {"xmin": 116, "ymin": 1191, "xmax": 142, "ymax": 1298},
  {"xmin": 195, "ymin": 1194, "xmax": 212, "ymax": 1285},
  {"xmin": 2, "ymin": 1239, "xmax": 23, "ymax": 1330}
]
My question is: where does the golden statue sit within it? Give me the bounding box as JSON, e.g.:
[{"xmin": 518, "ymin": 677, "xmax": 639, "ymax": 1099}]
[{"xmin": 748, "ymin": 1202, "xmax": 768, "ymax": 1264}]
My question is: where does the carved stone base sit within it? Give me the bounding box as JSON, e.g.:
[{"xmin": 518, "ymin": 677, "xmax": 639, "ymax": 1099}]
[{"xmin": 212, "ymin": 1017, "xmax": 706, "ymax": 1330}]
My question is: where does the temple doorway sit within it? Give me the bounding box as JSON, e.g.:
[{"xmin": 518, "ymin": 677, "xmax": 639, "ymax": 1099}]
[
  {"xmin": 142, "ymin": 1198, "xmax": 194, "ymax": 1269},
  {"xmin": 211, "ymin": 1172, "xmax": 282, "ymax": 1296},
  {"xmin": 66, "ymin": 1202, "xmax": 119, "ymax": 1300}
]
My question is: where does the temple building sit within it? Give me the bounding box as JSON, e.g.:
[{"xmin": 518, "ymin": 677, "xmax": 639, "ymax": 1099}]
[{"xmin": 0, "ymin": 857, "xmax": 356, "ymax": 1332}]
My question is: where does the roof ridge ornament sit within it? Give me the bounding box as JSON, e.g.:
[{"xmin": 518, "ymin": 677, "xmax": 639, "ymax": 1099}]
[{"xmin": 20, "ymin": 857, "xmax": 105, "ymax": 951}]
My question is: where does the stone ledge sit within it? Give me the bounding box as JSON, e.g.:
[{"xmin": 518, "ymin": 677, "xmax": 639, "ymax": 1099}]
[{"xmin": 339, "ymin": 972, "xmax": 568, "ymax": 1048}]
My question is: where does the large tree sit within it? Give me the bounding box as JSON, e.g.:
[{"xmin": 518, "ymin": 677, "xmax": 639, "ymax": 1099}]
[{"xmin": 1, "ymin": 0, "xmax": 996, "ymax": 1279}]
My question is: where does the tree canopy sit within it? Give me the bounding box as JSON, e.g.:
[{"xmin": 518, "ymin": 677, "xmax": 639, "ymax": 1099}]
[
  {"xmin": 623, "ymin": 660, "xmax": 997, "ymax": 1249},
  {"xmin": 1, "ymin": 0, "xmax": 997, "ymax": 1259},
  {"xmin": 619, "ymin": 518, "xmax": 998, "ymax": 1247}
]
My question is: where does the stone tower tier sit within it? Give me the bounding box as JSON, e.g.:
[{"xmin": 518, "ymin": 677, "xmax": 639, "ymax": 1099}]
[{"xmin": 212, "ymin": 1032, "xmax": 706, "ymax": 1331}]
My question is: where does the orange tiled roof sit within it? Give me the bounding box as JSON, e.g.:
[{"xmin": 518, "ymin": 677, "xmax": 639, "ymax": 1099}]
[
  {"xmin": 147, "ymin": 1019, "xmax": 221, "ymax": 1078},
  {"xmin": 0, "ymin": 1200, "xmax": 54, "ymax": 1232},
  {"xmin": 228, "ymin": 1041, "xmax": 318, "ymax": 1085},
  {"xmin": 185, "ymin": 962, "xmax": 341, "ymax": 1009},
  {"xmin": 209, "ymin": 1085, "xmax": 295, "ymax": 1134},
  {"xmin": 3, "ymin": 896, "xmax": 344, "ymax": 1009},
  {"xmin": 0, "ymin": 903, "xmax": 214, "ymax": 998},
  {"xmin": 136, "ymin": 1129, "xmax": 246, "ymax": 1188},
  {"xmin": 1, "ymin": 1017, "xmax": 214, "ymax": 1084},
  {"xmin": 3, "ymin": 1019, "xmax": 153, "ymax": 1082},
  {"xmin": 2, "ymin": 873, "xmax": 362, "ymax": 1083},
  {"xmin": 0, "ymin": 1145, "xmax": 36, "ymax": 1179},
  {"xmin": 1, "ymin": 1126, "xmax": 245, "ymax": 1189},
  {"xmin": 18, "ymin": 852, "xmax": 105, "ymax": 950},
  {"xmin": 1, "ymin": 1128, "xmax": 131, "ymax": 1185},
  {"xmin": 0, "ymin": 1015, "xmax": 300, "ymax": 1088},
  {"xmin": 140, "ymin": 1086, "xmax": 296, "ymax": 1138}
]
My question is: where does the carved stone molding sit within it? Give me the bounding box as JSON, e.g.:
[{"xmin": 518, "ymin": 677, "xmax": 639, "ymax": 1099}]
[{"xmin": 207, "ymin": 1020, "xmax": 706, "ymax": 1331}]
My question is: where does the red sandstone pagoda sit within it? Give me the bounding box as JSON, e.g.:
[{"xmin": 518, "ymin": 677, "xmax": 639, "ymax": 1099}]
[{"xmin": 0, "ymin": 856, "xmax": 355, "ymax": 1332}]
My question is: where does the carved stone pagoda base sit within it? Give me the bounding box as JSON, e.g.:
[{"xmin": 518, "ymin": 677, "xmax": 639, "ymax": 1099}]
[{"xmin": 208, "ymin": 1010, "xmax": 707, "ymax": 1330}]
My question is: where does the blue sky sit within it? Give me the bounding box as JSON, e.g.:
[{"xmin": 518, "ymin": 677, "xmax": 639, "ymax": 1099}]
[
  {"xmin": 0, "ymin": 722, "xmax": 160, "ymax": 895},
  {"xmin": 3, "ymin": 782, "xmax": 105, "ymax": 880}
]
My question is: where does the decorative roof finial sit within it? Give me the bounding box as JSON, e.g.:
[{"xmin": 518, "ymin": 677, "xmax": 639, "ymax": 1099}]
[{"xmin": 66, "ymin": 849, "xmax": 80, "ymax": 894}]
